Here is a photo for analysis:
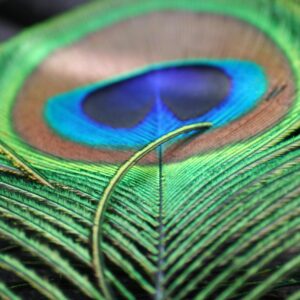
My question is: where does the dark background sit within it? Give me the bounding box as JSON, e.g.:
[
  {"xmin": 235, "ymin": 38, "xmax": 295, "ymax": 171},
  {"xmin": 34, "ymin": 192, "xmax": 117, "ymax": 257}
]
[{"xmin": 0, "ymin": 0, "xmax": 89, "ymax": 41}]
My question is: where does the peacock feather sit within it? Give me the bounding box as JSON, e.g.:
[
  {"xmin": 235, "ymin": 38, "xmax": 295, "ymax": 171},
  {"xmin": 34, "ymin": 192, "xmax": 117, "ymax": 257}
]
[{"xmin": 0, "ymin": 0, "xmax": 299, "ymax": 299}]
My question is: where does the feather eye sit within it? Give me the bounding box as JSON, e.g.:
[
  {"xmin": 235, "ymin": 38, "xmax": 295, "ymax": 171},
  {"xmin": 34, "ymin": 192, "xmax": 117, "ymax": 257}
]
[
  {"xmin": 44, "ymin": 61, "xmax": 266, "ymax": 150},
  {"xmin": 13, "ymin": 10, "xmax": 295, "ymax": 163}
]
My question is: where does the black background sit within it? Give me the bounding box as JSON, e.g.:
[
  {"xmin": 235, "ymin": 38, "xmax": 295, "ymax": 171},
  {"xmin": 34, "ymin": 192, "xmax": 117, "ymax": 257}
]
[{"xmin": 0, "ymin": 0, "xmax": 88, "ymax": 41}]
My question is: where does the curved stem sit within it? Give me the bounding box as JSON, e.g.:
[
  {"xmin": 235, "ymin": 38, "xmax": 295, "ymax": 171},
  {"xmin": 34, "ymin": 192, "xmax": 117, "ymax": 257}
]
[{"xmin": 92, "ymin": 122, "xmax": 212, "ymax": 300}]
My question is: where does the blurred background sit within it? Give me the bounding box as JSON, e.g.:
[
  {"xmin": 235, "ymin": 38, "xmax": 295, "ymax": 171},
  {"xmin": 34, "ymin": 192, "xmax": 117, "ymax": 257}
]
[{"xmin": 0, "ymin": 0, "xmax": 89, "ymax": 41}]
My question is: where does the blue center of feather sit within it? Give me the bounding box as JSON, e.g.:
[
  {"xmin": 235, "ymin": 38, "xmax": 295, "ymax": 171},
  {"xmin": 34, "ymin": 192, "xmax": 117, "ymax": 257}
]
[
  {"xmin": 44, "ymin": 60, "xmax": 267, "ymax": 149},
  {"xmin": 82, "ymin": 66, "xmax": 230, "ymax": 128}
]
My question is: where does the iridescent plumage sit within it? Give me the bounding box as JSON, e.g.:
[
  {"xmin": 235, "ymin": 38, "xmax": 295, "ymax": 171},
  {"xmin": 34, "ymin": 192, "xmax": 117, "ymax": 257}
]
[{"xmin": 0, "ymin": 0, "xmax": 299, "ymax": 299}]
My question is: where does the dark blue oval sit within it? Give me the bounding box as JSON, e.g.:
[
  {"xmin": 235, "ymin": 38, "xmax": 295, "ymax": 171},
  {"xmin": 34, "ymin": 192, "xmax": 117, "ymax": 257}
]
[{"xmin": 82, "ymin": 66, "xmax": 230, "ymax": 128}]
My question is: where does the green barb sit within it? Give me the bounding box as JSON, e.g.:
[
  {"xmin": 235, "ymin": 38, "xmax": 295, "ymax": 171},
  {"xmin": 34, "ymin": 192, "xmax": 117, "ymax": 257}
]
[{"xmin": 0, "ymin": 139, "xmax": 53, "ymax": 188}]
